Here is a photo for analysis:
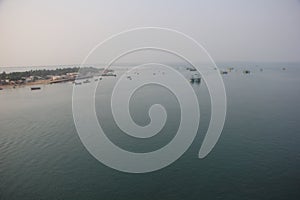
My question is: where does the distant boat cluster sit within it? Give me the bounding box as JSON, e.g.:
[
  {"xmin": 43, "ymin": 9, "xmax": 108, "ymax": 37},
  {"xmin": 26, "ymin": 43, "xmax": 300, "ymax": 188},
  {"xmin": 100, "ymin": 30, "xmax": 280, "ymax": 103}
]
[
  {"xmin": 219, "ymin": 66, "xmax": 287, "ymax": 75},
  {"xmin": 74, "ymin": 69, "xmax": 116, "ymax": 85}
]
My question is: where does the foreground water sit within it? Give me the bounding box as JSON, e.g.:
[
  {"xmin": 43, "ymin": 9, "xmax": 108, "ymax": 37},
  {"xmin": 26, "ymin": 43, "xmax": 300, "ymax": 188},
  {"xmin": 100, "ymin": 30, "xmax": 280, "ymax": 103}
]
[{"xmin": 0, "ymin": 64, "xmax": 300, "ymax": 200}]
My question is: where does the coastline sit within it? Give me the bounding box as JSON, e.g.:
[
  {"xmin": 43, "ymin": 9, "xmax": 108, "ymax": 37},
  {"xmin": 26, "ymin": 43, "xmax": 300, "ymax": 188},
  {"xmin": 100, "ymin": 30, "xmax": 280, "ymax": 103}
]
[
  {"xmin": 0, "ymin": 67, "xmax": 85, "ymax": 90},
  {"xmin": 0, "ymin": 80, "xmax": 52, "ymax": 90}
]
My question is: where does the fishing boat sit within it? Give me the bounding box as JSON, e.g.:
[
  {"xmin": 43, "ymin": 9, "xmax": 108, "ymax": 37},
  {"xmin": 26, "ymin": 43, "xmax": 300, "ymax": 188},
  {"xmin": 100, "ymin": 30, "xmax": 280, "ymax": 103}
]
[
  {"xmin": 76, "ymin": 75, "xmax": 93, "ymax": 80},
  {"xmin": 195, "ymin": 77, "xmax": 201, "ymax": 83},
  {"xmin": 101, "ymin": 72, "xmax": 116, "ymax": 77},
  {"xmin": 31, "ymin": 87, "xmax": 41, "ymax": 90},
  {"xmin": 190, "ymin": 76, "xmax": 201, "ymax": 83},
  {"xmin": 191, "ymin": 77, "xmax": 201, "ymax": 83},
  {"xmin": 187, "ymin": 67, "xmax": 196, "ymax": 71}
]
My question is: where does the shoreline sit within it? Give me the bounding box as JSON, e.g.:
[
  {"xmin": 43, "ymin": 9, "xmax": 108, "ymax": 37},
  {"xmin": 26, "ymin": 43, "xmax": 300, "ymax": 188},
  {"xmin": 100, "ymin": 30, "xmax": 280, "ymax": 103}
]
[{"xmin": 0, "ymin": 80, "xmax": 54, "ymax": 90}]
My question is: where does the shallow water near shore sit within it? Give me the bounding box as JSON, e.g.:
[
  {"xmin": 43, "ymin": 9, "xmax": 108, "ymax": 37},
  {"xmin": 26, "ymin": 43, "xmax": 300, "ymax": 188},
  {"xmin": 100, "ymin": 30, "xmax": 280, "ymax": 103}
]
[{"xmin": 0, "ymin": 64, "xmax": 300, "ymax": 200}]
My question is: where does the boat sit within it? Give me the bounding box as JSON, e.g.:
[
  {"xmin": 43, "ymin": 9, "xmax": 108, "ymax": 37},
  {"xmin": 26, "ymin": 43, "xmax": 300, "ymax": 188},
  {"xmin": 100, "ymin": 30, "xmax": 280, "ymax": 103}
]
[
  {"xmin": 83, "ymin": 79, "xmax": 91, "ymax": 84},
  {"xmin": 190, "ymin": 76, "xmax": 201, "ymax": 83},
  {"xmin": 50, "ymin": 78, "xmax": 75, "ymax": 84},
  {"xmin": 74, "ymin": 82, "xmax": 82, "ymax": 85},
  {"xmin": 243, "ymin": 70, "xmax": 250, "ymax": 74},
  {"xmin": 220, "ymin": 71, "xmax": 228, "ymax": 75},
  {"xmin": 0, "ymin": 87, "xmax": 3, "ymax": 90},
  {"xmin": 76, "ymin": 75, "xmax": 93, "ymax": 80},
  {"xmin": 195, "ymin": 77, "xmax": 201, "ymax": 83},
  {"xmin": 101, "ymin": 72, "xmax": 116, "ymax": 77},
  {"xmin": 187, "ymin": 67, "xmax": 196, "ymax": 71},
  {"xmin": 31, "ymin": 87, "xmax": 41, "ymax": 90}
]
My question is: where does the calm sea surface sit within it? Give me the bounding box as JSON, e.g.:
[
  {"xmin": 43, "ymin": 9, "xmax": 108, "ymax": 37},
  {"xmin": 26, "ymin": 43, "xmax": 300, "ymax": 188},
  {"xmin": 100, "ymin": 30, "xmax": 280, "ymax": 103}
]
[{"xmin": 0, "ymin": 63, "xmax": 300, "ymax": 200}]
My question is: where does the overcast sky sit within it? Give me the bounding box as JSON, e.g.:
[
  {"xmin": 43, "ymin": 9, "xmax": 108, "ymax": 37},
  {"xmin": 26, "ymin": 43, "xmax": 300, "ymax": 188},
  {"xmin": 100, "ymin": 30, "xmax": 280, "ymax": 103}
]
[{"xmin": 0, "ymin": 0, "xmax": 299, "ymax": 67}]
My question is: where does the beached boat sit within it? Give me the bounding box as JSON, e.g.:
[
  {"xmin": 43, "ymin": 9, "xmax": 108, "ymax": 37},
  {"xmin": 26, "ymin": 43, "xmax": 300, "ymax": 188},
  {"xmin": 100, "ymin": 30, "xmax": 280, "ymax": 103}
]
[{"xmin": 50, "ymin": 78, "xmax": 75, "ymax": 84}]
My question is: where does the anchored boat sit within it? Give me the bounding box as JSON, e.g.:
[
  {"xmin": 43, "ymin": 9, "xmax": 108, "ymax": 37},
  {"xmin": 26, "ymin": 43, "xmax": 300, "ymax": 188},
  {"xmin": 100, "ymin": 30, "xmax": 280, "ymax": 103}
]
[
  {"xmin": 190, "ymin": 75, "xmax": 201, "ymax": 83},
  {"xmin": 31, "ymin": 87, "xmax": 41, "ymax": 90}
]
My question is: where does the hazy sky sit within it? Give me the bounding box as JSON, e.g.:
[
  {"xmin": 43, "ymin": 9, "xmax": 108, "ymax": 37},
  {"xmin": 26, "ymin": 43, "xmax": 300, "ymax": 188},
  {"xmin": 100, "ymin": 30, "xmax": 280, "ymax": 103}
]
[{"xmin": 0, "ymin": 0, "xmax": 299, "ymax": 67}]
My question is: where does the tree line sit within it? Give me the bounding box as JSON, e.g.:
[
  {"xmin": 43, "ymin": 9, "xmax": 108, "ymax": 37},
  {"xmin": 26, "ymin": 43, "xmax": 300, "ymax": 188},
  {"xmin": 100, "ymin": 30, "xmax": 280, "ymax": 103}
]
[{"xmin": 0, "ymin": 67, "xmax": 80, "ymax": 81}]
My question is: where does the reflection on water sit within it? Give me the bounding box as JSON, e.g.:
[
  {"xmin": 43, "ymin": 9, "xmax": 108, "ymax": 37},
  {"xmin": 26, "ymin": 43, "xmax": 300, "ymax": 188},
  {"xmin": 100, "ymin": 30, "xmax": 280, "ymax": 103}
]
[{"xmin": 0, "ymin": 65, "xmax": 300, "ymax": 200}]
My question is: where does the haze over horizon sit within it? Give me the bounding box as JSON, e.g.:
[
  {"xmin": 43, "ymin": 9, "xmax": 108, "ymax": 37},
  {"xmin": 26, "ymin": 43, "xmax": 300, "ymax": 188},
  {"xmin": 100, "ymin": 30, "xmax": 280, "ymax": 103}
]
[{"xmin": 1, "ymin": 0, "xmax": 300, "ymax": 67}]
